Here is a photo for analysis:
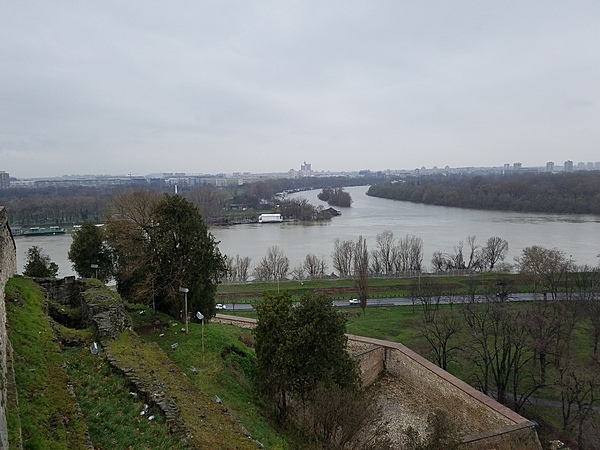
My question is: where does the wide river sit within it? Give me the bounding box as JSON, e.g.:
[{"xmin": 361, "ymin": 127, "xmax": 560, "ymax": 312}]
[{"xmin": 14, "ymin": 185, "xmax": 600, "ymax": 278}]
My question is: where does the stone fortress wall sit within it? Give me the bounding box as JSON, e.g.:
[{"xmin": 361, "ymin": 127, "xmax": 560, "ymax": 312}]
[
  {"xmin": 0, "ymin": 207, "xmax": 18, "ymax": 449},
  {"xmin": 215, "ymin": 314, "xmax": 542, "ymax": 450}
]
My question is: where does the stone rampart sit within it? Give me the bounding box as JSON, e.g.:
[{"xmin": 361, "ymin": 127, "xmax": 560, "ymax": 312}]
[
  {"xmin": 35, "ymin": 277, "xmax": 133, "ymax": 339},
  {"xmin": 352, "ymin": 345, "xmax": 385, "ymax": 387},
  {"xmin": 0, "ymin": 207, "xmax": 17, "ymax": 450},
  {"xmin": 215, "ymin": 314, "xmax": 542, "ymax": 449}
]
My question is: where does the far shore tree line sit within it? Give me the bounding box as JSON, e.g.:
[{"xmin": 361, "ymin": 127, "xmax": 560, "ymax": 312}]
[
  {"xmin": 367, "ymin": 171, "xmax": 600, "ymax": 215},
  {"xmin": 1, "ymin": 175, "xmax": 375, "ymax": 227}
]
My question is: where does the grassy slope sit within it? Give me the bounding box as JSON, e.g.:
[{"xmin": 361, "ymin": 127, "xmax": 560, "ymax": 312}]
[
  {"xmin": 5, "ymin": 277, "xmax": 89, "ymax": 449},
  {"xmin": 130, "ymin": 310, "xmax": 294, "ymax": 449},
  {"xmin": 6, "ymin": 277, "xmax": 280, "ymax": 449},
  {"xmin": 105, "ymin": 328, "xmax": 259, "ymax": 450},
  {"xmin": 63, "ymin": 344, "xmax": 188, "ymax": 450}
]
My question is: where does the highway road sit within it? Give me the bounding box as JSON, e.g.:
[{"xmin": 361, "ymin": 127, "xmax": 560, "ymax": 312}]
[{"xmin": 219, "ymin": 293, "xmax": 540, "ymax": 312}]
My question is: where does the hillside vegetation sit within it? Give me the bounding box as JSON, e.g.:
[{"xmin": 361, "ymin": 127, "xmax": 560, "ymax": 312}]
[
  {"xmin": 367, "ymin": 172, "xmax": 600, "ymax": 215},
  {"xmin": 4, "ymin": 277, "xmax": 292, "ymax": 449}
]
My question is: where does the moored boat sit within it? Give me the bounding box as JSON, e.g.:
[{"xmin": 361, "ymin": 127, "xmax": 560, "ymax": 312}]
[{"xmin": 22, "ymin": 226, "xmax": 67, "ymax": 236}]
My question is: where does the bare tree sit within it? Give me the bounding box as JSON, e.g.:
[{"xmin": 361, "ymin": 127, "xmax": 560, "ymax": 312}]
[
  {"xmin": 557, "ymin": 358, "xmax": 600, "ymax": 449},
  {"xmin": 224, "ymin": 254, "xmax": 235, "ymax": 282},
  {"xmin": 462, "ymin": 296, "xmax": 541, "ymax": 411},
  {"xmin": 301, "ymin": 382, "xmax": 393, "ymax": 450},
  {"xmin": 482, "ymin": 236, "xmax": 509, "ymax": 271},
  {"xmin": 332, "ymin": 238, "xmax": 354, "ymax": 277},
  {"xmin": 421, "ymin": 309, "xmax": 462, "ymax": 371},
  {"xmin": 290, "ymin": 264, "xmax": 306, "ymax": 280},
  {"xmin": 187, "ymin": 185, "xmax": 226, "ymax": 219},
  {"xmin": 525, "ymin": 299, "xmax": 577, "ymax": 384},
  {"xmin": 253, "ymin": 246, "xmax": 290, "ymax": 281},
  {"xmin": 516, "ymin": 246, "xmax": 568, "ymax": 299},
  {"xmin": 465, "ymin": 235, "xmax": 484, "ymax": 271},
  {"xmin": 375, "ymin": 230, "xmax": 395, "ymax": 274},
  {"xmin": 393, "ymin": 235, "xmax": 423, "ymax": 273},
  {"xmin": 354, "ymin": 236, "xmax": 369, "ymax": 315},
  {"xmin": 303, "ymin": 253, "xmax": 327, "ymax": 279},
  {"xmin": 235, "ymin": 255, "xmax": 252, "ymax": 282},
  {"xmin": 369, "ymin": 249, "xmax": 383, "ymax": 276},
  {"xmin": 406, "ymin": 235, "xmax": 424, "ymax": 272},
  {"xmin": 105, "ymin": 190, "xmax": 162, "ymax": 305},
  {"xmin": 431, "ymin": 251, "xmax": 446, "ymax": 273},
  {"xmin": 410, "ymin": 277, "xmax": 445, "ymax": 324}
]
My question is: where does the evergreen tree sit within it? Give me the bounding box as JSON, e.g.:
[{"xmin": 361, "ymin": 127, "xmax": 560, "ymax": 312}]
[
  {"xmin": 254, "ymin": 291, "xmax": 359, "ymax": 421},
  {"xmin": 149, "ymin": 194, "xmax": 226, "ymax": 319},
  {"xmin": 68, "ymin": 220, "xmax": 112, "ymax": 281},
  {"xmin": 23, "ymin": 246, "xmax": 59, "ymax": 278},
  {"xmin": 105, "ymin": 192, "xmax": 225, "ymax": 319}
]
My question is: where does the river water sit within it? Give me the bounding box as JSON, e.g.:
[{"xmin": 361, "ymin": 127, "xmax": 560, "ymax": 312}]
[{"xmin": 13, "ymin": 185, "xmax": 600, "ymax": 277}]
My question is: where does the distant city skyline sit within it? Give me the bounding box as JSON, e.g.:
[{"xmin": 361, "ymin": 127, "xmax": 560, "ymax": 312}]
[
  {"xmin": 3, "ymin": 157, "xmax": 600, "ymax": 185},
  {"xmin": 2, "ymin": 2, "xmax": 599, "ymax": 178}
]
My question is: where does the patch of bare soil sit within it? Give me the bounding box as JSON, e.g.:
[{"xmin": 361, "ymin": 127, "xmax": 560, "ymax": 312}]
[{"xmin": 369, "ymin": 373, "xmax": 441, "ymax": 447}]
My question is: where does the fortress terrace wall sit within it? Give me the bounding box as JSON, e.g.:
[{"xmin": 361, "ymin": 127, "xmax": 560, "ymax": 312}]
[
  {"xmin": 216, "ymin": 314, "xmax": 542, "ymax": 450},
  {"xmin": 0, "ymin": 207, "xmax": 18, "ymax": 449}
]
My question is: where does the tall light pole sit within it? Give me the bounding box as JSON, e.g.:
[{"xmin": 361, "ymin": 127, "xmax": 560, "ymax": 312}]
[
  {"xmin": 196, "ymin": 311, "xmax": 205, "ymax": 363},
  {"xmin": 179, "ymin": 287, "xmax": 189, "ymax": 334}
]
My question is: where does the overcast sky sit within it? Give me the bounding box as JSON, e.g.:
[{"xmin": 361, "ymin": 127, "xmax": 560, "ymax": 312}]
[{"xmin": 1, "ymin": 1, "xmax": 599, "ymax": 178}]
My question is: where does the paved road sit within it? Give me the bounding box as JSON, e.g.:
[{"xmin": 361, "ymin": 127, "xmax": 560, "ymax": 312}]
[{"xmin": 220, "ymin": 293, "xmax": 541, "ymax": 312}]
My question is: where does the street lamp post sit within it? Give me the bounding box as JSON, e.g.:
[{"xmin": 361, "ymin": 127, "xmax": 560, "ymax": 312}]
[
  {"xmin": 179, "ymin": 287, "xmax": 189, "ymax": 334},
  {"xmin": 196, "ymin": 311, "xmax": 205, "ymax": 363}
]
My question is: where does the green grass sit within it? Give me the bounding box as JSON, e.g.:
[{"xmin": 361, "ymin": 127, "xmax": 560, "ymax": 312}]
[
  {"xmin": 63, "ymin": 346, "xmax": 187, "ymax": 450},
  {"xmin": 345, "ymin": 306, "xmax": 423, "ymax": 344},
  {"xmin": 216, "ymin": 273, "xmax": 538, "ymax": 303},
  {"xmin": 105, "ymin": 327, "xmax": 260, "ymax": 450},
  {"xmin": 5, "ymin": 277, "xmax": 89, "ymax": 449},
  {"xmin": 131, "ymin": 310, "xmax": 295, "ymax": 449}
]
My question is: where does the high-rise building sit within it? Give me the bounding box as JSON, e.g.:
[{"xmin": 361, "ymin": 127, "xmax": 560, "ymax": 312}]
[
  {"xmin": 299, "ymin": 161, "xmax": 313, "ymax": 177},
  {"xmin": 0, "ymin": 171, "xmax": 9, "ymax": 189},
  {"xmin": 546, "ymin": 161, "xmax": 555, "ymax": 172},
  {"xmin": 564, "ymin": 160, "xmax": 574, "ymax": 172},
  {"xmin": 513, "ymin": 162, "xmax": 522, "ymax": 170}
]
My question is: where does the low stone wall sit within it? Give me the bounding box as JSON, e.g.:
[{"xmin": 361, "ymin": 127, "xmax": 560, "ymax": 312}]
[
  {"xmin": 35, "ymin": 276, "xmax": 81, "ymax": 306},
  {"xmin": 0, "ymin": 207, "xmax": 17, "ymax": 450},
  {"xmin": 35, "ymin": 277, "xmax": 133, "ymax": 339},
  {"xmin": 215, "ymin": 314, "xmax": 542, "ymax": 449},
  {"xmin": 214, "ymin": 314, "xmax": 256, "ymax": 329}
]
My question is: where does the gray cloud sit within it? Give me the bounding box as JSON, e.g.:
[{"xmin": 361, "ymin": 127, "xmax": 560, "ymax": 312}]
[{"xmin": 1, "ymin": 1, "xmax": 599, "ymax": 177}]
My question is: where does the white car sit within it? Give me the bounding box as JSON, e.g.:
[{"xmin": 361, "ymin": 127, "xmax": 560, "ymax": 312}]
[
  {"xmin": 216, "ymin": 303, "xmax": 227, "ymax": 310},
  {"xmin": 349, "ymin": 298, "xmax": 359, "ymax": 305}
]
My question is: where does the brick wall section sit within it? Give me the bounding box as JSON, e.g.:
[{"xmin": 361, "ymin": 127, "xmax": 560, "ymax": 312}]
[
  {"xmin": 215, "ymin": 314, "xmax": 542, "ymax": 449},
  {"xmin": 0, "ymin": 207, "xmax": 17, "ymax": 450}
]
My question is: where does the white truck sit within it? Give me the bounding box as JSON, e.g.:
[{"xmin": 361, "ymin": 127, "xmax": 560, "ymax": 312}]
[{"xmin": 258, "ymin": 213, "xmax": 283, "ymax": 223}]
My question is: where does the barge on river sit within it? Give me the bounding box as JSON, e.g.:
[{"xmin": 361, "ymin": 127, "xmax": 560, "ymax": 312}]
[{"xmin": 22, "ymin": 226, "xmax": 67, "ymax": 236}]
